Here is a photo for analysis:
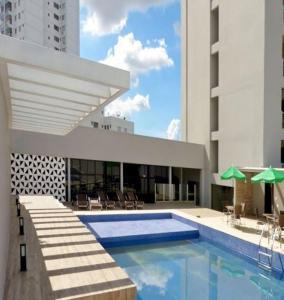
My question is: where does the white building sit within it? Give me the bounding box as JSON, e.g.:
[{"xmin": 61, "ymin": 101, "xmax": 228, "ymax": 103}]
[
  {"xmin": 81, "ymin": 109, "xmax": 134, "ymax": 134},
  {"xmin": 0, "ymin": 0, "xmax": 79, "ymax": 55},
  {"xmin": 0, "ymin": 35, "xmax": 205, "ymax": 297},
  {"xmin": 181, "ymin": 0, "xmax": 284, "ymax": 208}
]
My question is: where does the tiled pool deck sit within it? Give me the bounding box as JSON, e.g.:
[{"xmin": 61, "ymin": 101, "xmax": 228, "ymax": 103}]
[
  {"xmin": 5, "ymin": 197, "xmax": 284, "ymax": 300},
  {"xmin": 5, "ymin": 196, "xmax": 136, "ymax": 300}
]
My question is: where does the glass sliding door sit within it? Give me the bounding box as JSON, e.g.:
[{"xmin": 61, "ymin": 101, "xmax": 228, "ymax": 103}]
[
  {"xmin": 123, "ymin": 163, "xmax": 168, "ymax": 203},
  {"xmin": 69, "ymin": 158, "xmax": 120, "ymax": 201}
]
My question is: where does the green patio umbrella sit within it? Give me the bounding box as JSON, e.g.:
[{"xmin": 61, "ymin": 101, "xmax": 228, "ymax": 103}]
[
  {"xmin": 251, "ymin": 167, "xmax": 284, "ymax": 184},
  {"xmin": 251, "ymin": 167, "xmax": 284, "ymax": 213},
  {"xmin": 220, "ymin": 166, "xmax": 246, "ymax": 205},
  {"xmin": 220, "ymin": 166, "xmax": 246, "ymax": 181}
]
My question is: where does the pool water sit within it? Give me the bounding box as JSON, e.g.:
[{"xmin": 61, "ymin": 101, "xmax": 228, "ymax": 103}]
[{"xmin": 108, "ymin": 240, "xmax": 284, "ymax": 300}]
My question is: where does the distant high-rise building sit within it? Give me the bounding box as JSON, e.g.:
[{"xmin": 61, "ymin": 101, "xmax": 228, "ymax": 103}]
[
  {"xmin": 81, "ymin": 110, "xmax": 135, "ymax": 134},
  {"xmin": 0, "ymin": 0, "xmax": 79, "ymax": 55}
]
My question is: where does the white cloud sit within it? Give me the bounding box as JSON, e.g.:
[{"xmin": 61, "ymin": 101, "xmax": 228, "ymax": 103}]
[
  {"xmin": 132, "ymin": 267, "xmax": 173, "ymax": 295},
  {"xmin": 101, "ymin": 33, "xmax": 174, "ymax": 85},
  {"xmin": 81, "ymin": 0, "xmax": 175, "ymax": 36},
  {"xmin": 173, "ymin": 21, "xmax": 180, "ymax": 37},
  {"xmin": 104, "ymin": 94, "xmax": 150, "ymax": 118},
  {"xmin": 167, "ymin": 118, "xmax": 180, "ymax": 140}
]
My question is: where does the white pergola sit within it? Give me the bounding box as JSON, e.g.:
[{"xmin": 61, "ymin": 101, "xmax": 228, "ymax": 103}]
[{"xmin": 0, "ymin": 35, "xmax": 130, "ymax": 135}]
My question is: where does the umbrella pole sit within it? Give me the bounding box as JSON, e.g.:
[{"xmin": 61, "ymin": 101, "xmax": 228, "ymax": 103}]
[
  {"xmin": 271, "ymin": 183, "xmax": 274, "ymax": 215},
  {"xmin": 233, "ymin": 179, "xmax": 236, "ymax": 206}
]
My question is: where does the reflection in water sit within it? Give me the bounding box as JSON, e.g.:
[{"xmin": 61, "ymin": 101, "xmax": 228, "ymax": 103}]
[
  {"xmin": 132, "ymin": 266, "xmax": 173, "ymax": 295},
  {"xmin": 108, "ymin": 240, "xmax": 284, "ymax": 300},
  {"xmin": 209, "ymin": 254, "xmax": 218, "ymax": 300}
]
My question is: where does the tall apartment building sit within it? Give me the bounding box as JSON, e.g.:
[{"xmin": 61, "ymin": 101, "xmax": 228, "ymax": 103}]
[
  {"xmin": 0, "ymin": 0, "xmax": 79, "ymax": 55},
  {"xmin": 181, "ymin": 0, "xmax": 284, "ymax": 208}
]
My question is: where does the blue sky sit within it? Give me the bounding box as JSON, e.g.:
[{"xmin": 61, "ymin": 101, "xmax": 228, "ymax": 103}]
[{"xmin": 80, "ymin": 0, "xmax": 181, "ymax": 140}]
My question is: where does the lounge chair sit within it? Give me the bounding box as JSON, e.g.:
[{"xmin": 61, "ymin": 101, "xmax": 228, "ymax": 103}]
[
  {"xmin": 88, "ymin": 196, "xmax": 103, "ymax": 210},
  {"xmin": 123, "ymin": 192, "xmax": 135, "ymax": 210},
  {"xmin": 98, "ymin": 191, "xmax": 115, "ymax": 210},
  {"xmin": 127, "ymin": 191, "xmax": 144, "ymax": 209},
  {"xmin": 76, "ymin": 194, "xmax": 89, "ymax": 210},
  {"xmin": 116, "ymin": 190, "xmax": 126, "ymax": 209}
]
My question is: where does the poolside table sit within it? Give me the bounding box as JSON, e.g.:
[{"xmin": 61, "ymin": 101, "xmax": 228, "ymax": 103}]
[
  {"xmin": 224, "ymin": 205, "xmax": 234, "ymax": 224},
  {"xmin": 225, "ymin": 205, "xmax": 234, "ymax": 213}
]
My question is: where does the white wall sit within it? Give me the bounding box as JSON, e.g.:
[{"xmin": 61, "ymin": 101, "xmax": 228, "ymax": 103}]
[
  {"xmin": 24, "ymin": 0, "xmax": 44, "ymax": 45},
  {"xmin": 218, "ymin": 0, "xmax": 266, "ymax": 170},
  {"xmin": 10, "ymin": 127, "xmax": 205, "ymax": 170},
  {"xmin": 0, "ymin": 82, "xmax": 10, "ymax": 298},
  {"xmin": 181, "ymin": 0, "xmax": 211, "ymax": 206},
  {"xmin": 263, "ymin": 0, "xmax": 284, "ymax": 167},
  {"xmin": 64, "ymin": 0, "xmax": 80, "ymax": 55}
]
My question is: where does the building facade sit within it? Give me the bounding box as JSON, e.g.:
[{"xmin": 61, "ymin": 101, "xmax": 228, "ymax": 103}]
[
  {"xmin": 0, "ymin": 0, "xmax": 79, "ymax": 54},
  {"xmin": 81, "ymin": 109, "xmax": 135, "ymax": 134},
  {"xmin": 181, "ymin": 0, "xmax": 284, "ymax": 208}
]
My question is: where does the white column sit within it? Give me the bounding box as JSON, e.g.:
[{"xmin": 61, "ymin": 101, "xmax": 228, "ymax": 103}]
[
  {"xmin": 169, "ymin": 166, "xmax": 172, "ymax": 201},
  {"xmin": 120, "ymin": 162, "xmax": 124, "ymax": 192},
  {"xmin": 67, "ymin": 158, "xmax": 71, "ymax": 202},
  {"xmin": 180, "ymin": 168, "xmax": 183, "ymax": 201}
]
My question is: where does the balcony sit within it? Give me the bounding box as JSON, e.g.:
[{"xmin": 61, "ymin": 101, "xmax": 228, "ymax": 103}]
[
  {"xmin": 4, "ymin": 0, "xmax": 12, "ymax": 13},
  {"xmin": 5, "ymin": 27, "xmax": 12, "ymax": 36},
  {"xmin": 5, "ymin": 15, "xmax": 12, "ymax": 27}
]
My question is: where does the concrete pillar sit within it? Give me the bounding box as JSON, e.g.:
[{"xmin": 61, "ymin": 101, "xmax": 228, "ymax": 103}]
[
  {"xmin": 180, "ymin": 168, "xmax": 183, "ymax": 201},
  {"xmin": 169, "ymin": 166, "xmax": 172, "ymax": 200},
  {"xmin": 120, "ymin": 162, "xmax": 124, "ymax": 192},
  {"xmin": 67, "ymin": 158, "xmax": 71, "ymax": 202}
]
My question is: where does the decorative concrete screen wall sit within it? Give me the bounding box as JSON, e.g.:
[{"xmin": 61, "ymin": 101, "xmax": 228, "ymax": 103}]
[{"xmin": 11, "ymin": 153, "xmax": 65, "ymax": 201}]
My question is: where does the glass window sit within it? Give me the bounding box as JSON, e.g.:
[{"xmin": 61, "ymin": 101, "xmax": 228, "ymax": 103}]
[
  {"xmin": 88, "ymin": 160, "xmax": 95, "ymax": 174},
  {"xmin": 96, "ymin": 161, "xmax": 104, "ymax": 174},
  {"xmin": 80, "ymin": 160, "xmax": 88, "ymax": 174}
]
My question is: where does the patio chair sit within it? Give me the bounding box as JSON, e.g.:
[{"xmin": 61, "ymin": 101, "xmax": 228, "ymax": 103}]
[
  {"xmin": 241, "ymin": 202, "xmax": 246, "ymax": 217},
  {"xmin": 230, "ymin": 204, "xmax": 242, "ymax": 226},
  {"xmin": 116, "ymin": 190, "xmax": 127, "ymax": 209},
  {"xmin": 276, "ymin": 211, "xmax": 284, "ymax": 248},
  {"xmin": 76, "ymin": 194, "xmax": 89, "ymax": 210},
  {"xmin": 222, "ymin": 201, "xmax": 232, "ymax": 223},
  {"xmin": 98, "ymin": 191, "xmax": 115, "ymax": 210},
  {"xmin": 127, "ymin": 191, "xmax": 144, "ymax": 209}
]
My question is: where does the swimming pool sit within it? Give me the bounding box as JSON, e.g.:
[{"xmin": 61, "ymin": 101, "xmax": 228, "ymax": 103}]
[
  {"xmin": 108, "ymin": 239, "xmax": 284, "ymax": 300},
  {"xmin": 79, "ymin": 213, "xmax": 199, "ymax": 247}
]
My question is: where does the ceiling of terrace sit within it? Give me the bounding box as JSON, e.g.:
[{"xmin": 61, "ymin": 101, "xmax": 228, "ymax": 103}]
[{"xmin": 0, "ymin": 35, "xmax": 129, "ymax": 135}]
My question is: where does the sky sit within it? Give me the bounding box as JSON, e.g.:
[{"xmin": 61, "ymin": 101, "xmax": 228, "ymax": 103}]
[{"xmin": 80, "ymin": 0, "xmax": 181, "ymax": 140}]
